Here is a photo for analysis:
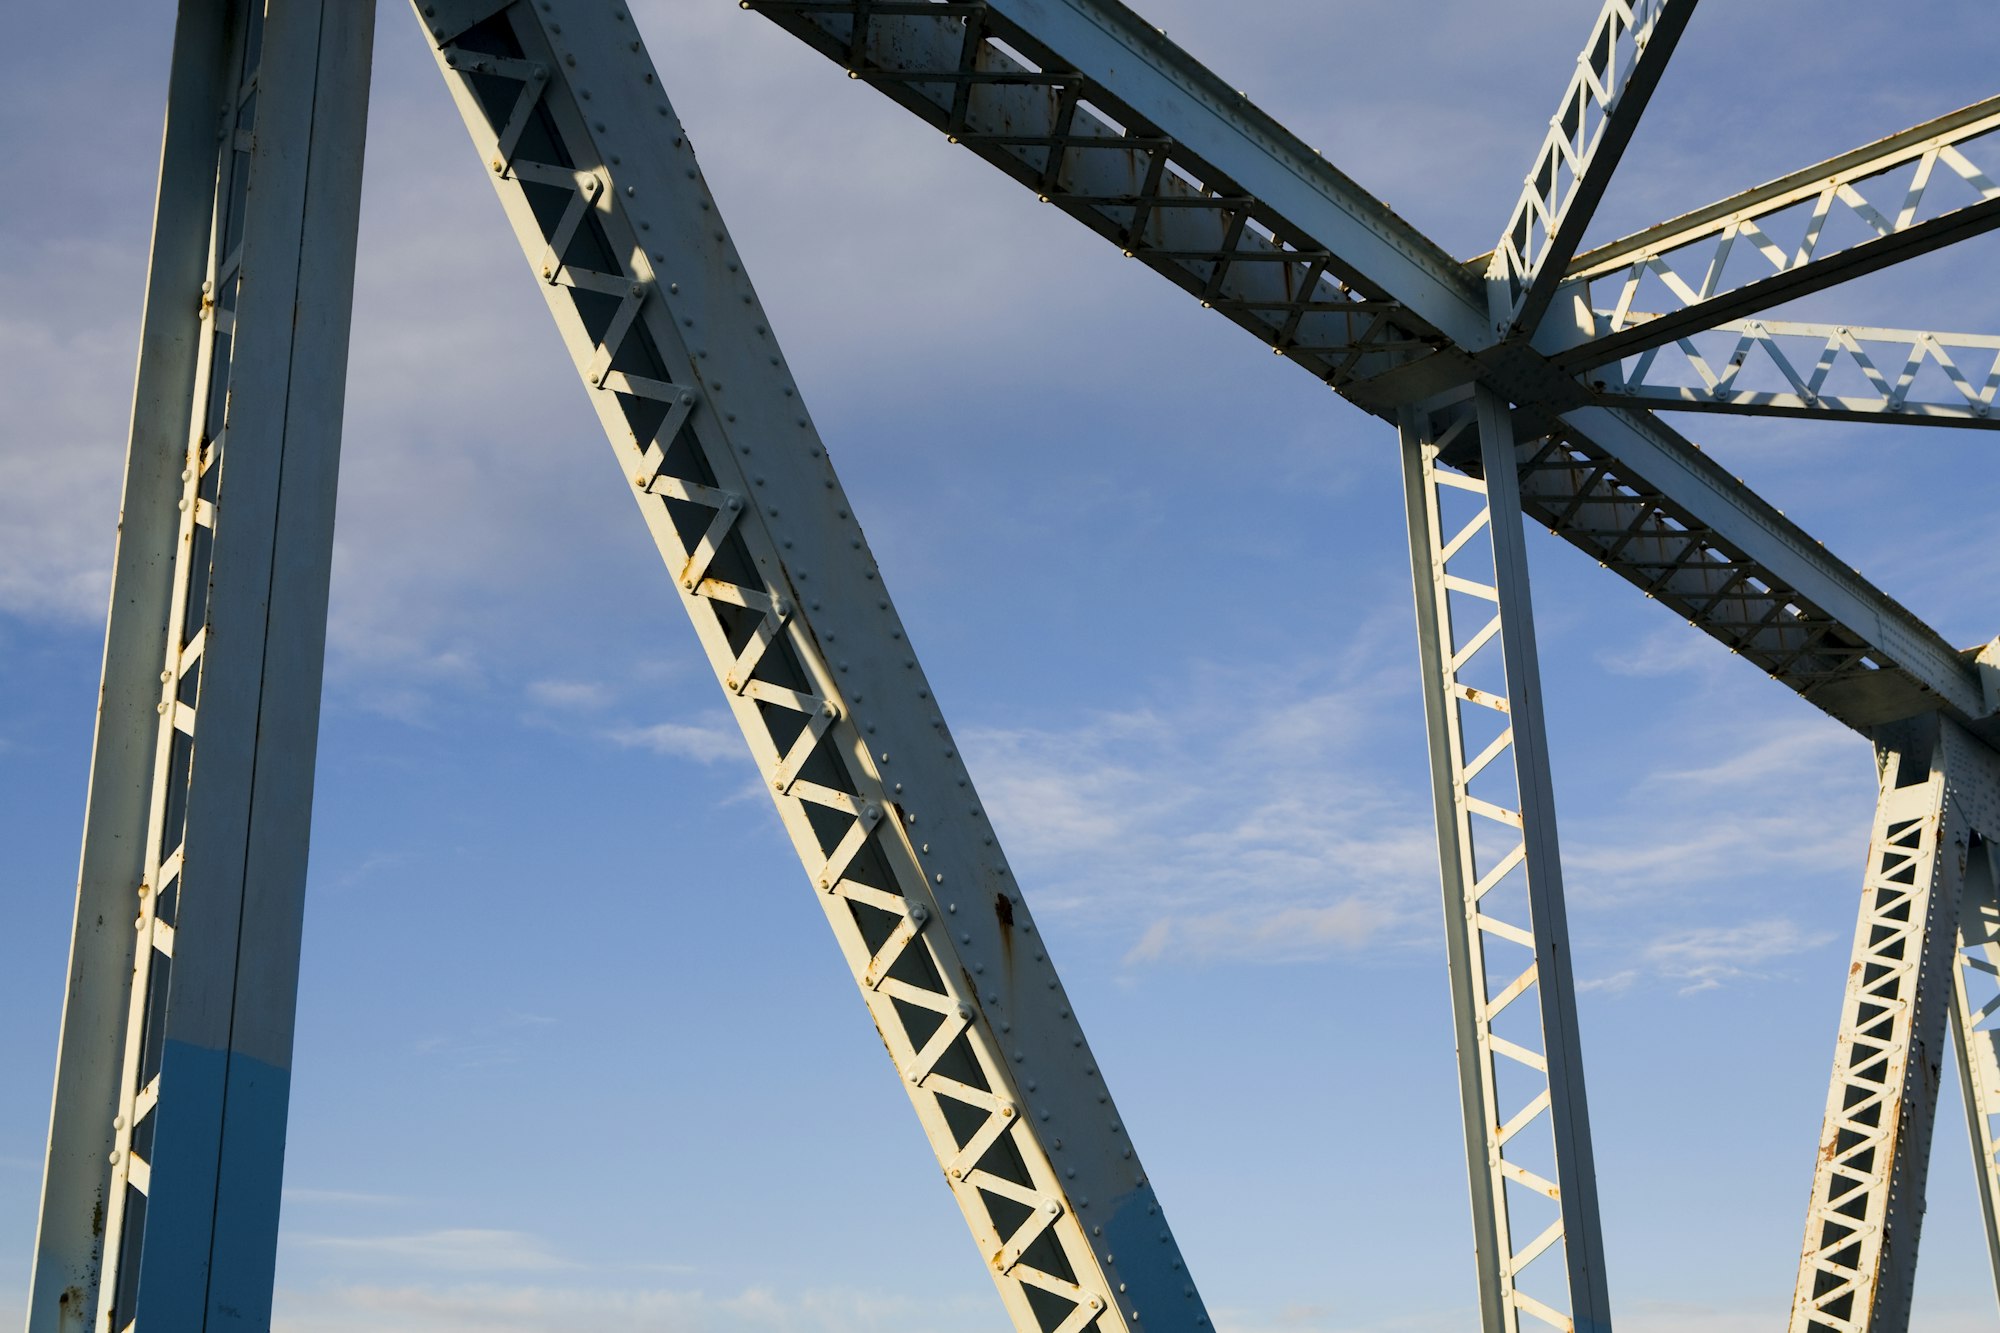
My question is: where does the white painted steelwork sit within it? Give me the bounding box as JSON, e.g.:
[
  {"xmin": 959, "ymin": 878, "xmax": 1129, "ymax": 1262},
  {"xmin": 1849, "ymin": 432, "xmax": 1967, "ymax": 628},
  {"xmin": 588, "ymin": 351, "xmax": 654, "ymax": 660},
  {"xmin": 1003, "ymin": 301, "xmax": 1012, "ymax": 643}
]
[
  {"xmin": 27, "ymin": 3, "xmax": 375, "ymax": 1330},
  {"xmin": 1950, "ymin": 839, "xmax": 2000, "ymax": 1306},
  {"xmin": 27, "ymin": 3, "xmax": 2000, "ymax": 1332},
  {"xmin": 1545, "ymin": 95, "xmax": 2000, "ymax": 369},
  {"xmin": 1791, "ymin": 722, "xmax": 2000, "ymax": 1332},
  {"xmin": 1401, "ymin": 389, "xmax": 1610, "ymax": 1333},
  {"xmin": 746, "ymin": 0, "xmax": 1995, "ymax": 742},
  {"xmin": 415, "ymin": 3, "xmax": 1208, "ymax": 1328},
  {"xmin": 1486, "ymin": 0, "xmax": 1692, "ymax": 335},
  {"xmin": 1602, "ymin": 320, "xmax": 2000, "ymax": 427}
]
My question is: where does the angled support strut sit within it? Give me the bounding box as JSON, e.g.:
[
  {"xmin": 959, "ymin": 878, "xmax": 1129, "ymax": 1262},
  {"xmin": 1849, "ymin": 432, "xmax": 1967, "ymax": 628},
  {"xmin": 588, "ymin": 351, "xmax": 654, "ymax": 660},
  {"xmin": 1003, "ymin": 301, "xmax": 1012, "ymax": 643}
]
[
  {"xmin": 1948, "ymin": 834, "xmax": 2000, "ymax": 1306},
  {"xmin": 27, "ymin": 3, "xmax": 375, "ymax": 1330},
  {"xmin": 415, "ymin": 3, "xmax": 1211, "ymax": 1330},
  {"xmin": 1401, "ymin": 387, "xmax": 1612, "ymax": 1333},
  {"xmin": 1791, "ymin": 719, "xmax": 2000, "ymax": 1332},
  {"xmin": 1487, "ymin": 0, "xmax": 1694, "ymax": 337}
]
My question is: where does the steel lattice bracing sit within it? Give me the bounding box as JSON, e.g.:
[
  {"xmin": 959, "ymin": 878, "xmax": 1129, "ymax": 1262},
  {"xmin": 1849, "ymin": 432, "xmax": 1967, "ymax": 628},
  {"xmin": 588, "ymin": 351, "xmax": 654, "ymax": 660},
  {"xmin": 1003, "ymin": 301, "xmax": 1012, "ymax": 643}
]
[
  {"xmin": 1401, "ymin": 389, "xmax": 1610, "ymax": 1333},
  {"xmin": 1950, "ymin": 838, "xmax": 2000, "ymax": 1303},
  {"xmin": 1485, "ymin": 0, "xmax": 1694, "ymax": 335},
  {"xmin": 745, "ymin": 0, "xmax": 1997, "ymax": 745},
  {"xmin": 1605, "ymin": 320, "xmax": 2000, "ymax": 427},
  {"xmin": 1542, "ymin": 96, "xmax": 2000, "ymax": 370},
  {"xmin": 1791, "ymin": 721, "xmax": 2000, "ymax": 1332},
  {"xmin": 24, "ymin": 2, "xmax": 2000, "ymax": 1331},
  {"xmin": 26, "ymin": 3, "xmax": 375, "ymax": 1330},
  {"xmin": 414, "ymin": 2, "xmax": 1208, "ymax": 1328}
]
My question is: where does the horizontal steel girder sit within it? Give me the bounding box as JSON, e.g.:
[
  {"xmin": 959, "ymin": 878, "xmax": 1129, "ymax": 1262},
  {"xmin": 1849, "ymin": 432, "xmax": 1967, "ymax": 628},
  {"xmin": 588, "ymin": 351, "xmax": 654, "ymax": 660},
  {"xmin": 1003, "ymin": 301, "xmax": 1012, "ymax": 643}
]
[
  {"xmin": 1596, "ymin": 319, "xmax": 2000, "ymax": 428},
  {"xmin": 745, "ymin": 0, "xmax": 1996, "ymax": 743},
  {"xmin": 1543, "ymin": 94, "xmax": 2000, "ymax": 369}
]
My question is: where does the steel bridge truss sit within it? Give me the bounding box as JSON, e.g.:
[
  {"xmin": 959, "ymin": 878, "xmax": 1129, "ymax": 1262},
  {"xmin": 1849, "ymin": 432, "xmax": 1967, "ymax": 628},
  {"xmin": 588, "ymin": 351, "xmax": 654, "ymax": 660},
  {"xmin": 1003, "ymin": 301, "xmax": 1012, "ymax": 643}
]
[{"xmin": 22, "ymin": 1, "xmax": 2000, "ymax": 1331}]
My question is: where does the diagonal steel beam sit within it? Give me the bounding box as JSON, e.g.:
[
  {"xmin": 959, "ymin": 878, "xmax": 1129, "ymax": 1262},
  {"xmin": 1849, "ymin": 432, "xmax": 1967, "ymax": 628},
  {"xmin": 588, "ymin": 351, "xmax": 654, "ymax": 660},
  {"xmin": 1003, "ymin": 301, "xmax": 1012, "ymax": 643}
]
[
  {"xmin": 416, "ymin": 3, "xmax": 1212, "ymax": 1328},
  {"xmin": 1791, "ymin": 719, "xmax": 2000, "ymax": 1333},
  {"xmin": 1546, "ymin": 404, "xmax": 1988, "ymax": 730},
  {"xmin": 1948, "ymin": 835, "xmax": 2000, "ymax": 1310},
  {"xmin": 1591, "ymin": 319, "xmax": 2000, "ymax": 428},
  {"xmin": 1486, "ymin": 0, "xmax": 1697, "ymax": 338},
  {"xmin": 29, "ymin": 3, "xmax": 376, "ymax": 1329},
  {"xmin": 746, "ymin": 0, "xmax": 1493, "ymax": 366},
  {"xmin": 748, "ymin": 0, "xmax": 1996, "ymax": 747},
  {"xmin": 1542, "ymin": 95, "xmax": 2000, "ymax": 369}
]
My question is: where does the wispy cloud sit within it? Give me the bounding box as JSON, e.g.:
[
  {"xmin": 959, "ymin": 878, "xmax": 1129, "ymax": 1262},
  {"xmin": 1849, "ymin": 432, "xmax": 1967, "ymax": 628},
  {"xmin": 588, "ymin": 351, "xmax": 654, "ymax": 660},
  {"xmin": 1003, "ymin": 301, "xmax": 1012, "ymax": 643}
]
[
  {"xmin": 958, "ymin": 633, "xmax": 1440, "ymax": 969},
  {"xmin": 605, "ymin": 720, "xmax": 743, "ymax": 765},
  {"xmin": 272, "ymin": 1277, "xmax": 985, "ymax": 1333},
  {"xmin": 409, "ymin": 1011, "xmax": 559, "ymax": 1071},
  {"xmin": 525, "ymin": 678, "xmax": 612, "ymax": 711},
  {"xmin": 1582, "ymin": 917, "xmax": 1834, "ymax": 996},
  {"xmin": 1563, "ymin": 713, "xmax": 1870, "ymax": 906},
  {"xmin": 283, "ymin": 1188, "xmax": 410, "ymax": 1207},
  {"xmin": 291, "ymin": 1229, "xmax": 575, "ymax": 1274}
]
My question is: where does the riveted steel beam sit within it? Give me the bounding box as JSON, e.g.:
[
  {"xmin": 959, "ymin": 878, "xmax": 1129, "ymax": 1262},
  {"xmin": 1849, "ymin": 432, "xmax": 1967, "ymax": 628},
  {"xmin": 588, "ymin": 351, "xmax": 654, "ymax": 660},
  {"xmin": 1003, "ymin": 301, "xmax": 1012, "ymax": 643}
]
[
  {"xmin": 744, "ymin": 1, "xmax": 1997, "ymax": 749},
  {"xmin": 1402, "ymin": 389, "xmax": 1612, "ymax": 1333},
  {"xmin": 1948, "ymin": 835, "xmax": 2000, "ymax": 1310},
  {"xmin": 1544, "ymin": 95, "xmax": 2000, "ymax": 369},
  {"xmin": 28, "ymin": 3, "xmax": 375, "ymax": 1330},
  {"xmin": 1543, "ymin": 405, "xmax": 1990, "ymax": 735},
  {"xmin": 746, "ymin": 0, "xmax": 1491, "ymax": 378},
  {"xmin": 1486, "ymin": 0, "xmax": 1696, "ymax": 337},
  {"xmin": 417, "ymin": 4, "xmax": 1212, "ymax": 1329},
  {"xmin": 1791, "ymin": 720, "xmax": 2000, "ymax": 1333}
]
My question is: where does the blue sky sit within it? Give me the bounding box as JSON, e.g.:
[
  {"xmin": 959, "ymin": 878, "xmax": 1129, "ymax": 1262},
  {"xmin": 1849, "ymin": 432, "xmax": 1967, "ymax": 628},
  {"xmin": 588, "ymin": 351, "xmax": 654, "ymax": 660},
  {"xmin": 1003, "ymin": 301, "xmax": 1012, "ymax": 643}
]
[{"xmin": 5, "ymin": 3, "xmax": 1999, "ymax": 1330}]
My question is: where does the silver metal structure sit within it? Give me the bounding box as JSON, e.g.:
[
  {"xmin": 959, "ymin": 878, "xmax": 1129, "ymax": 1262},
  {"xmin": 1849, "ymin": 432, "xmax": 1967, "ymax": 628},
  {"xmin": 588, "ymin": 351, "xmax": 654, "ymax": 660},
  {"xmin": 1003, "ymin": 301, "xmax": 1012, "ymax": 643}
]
[
  {"xmin": 1790, "ymin": 721, "xmax": 2000, "ymax": 1331},
  {"xmin": 21, "ymin": 1, "xmax": 2000, "ymax": 1330},
  {"xmin": 1401, "ymin": 388, "xmax": 1610, "ymax": 1333},
  {"xmin": 29, "ymin": 3, "xmax": 373, "ymax": 1329}
]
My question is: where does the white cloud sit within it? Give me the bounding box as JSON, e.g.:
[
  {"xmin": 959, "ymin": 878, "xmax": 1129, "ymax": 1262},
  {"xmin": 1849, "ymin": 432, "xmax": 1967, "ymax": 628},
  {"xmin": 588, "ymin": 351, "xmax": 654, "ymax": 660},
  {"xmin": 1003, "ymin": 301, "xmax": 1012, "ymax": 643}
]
[
  {"xmin": 958, "ymin": 637, "xmax": 1441, "ymax": 969},
  {"xmin": 606, "ymin": 720, "xmax": 744, "ymax": 765},
  {"xmin": 291, "ymin": 1229, "xmax": 574, "ymax": 1274},
  {"xmin": 525, "ymin": 679, "xmax": 612, "ymax": 711},
  {"xmin": 272, "ymin": 1278, "xmax": 985, "ymax": 1333},
  {"xmin": 1636, "ymin": 917, "xmax": 1833, "ymax": 994},
  {"xmin": 1563, "ymin": 714, "xmax": 1871, "ymax": 905},
  {"xmin": 1123, "ymin": 899, "xmax": 1398, "ymax": 967},
  {"xmin": 282, "ymin": 1188, "xmax": 410, "ymax": 1207}
]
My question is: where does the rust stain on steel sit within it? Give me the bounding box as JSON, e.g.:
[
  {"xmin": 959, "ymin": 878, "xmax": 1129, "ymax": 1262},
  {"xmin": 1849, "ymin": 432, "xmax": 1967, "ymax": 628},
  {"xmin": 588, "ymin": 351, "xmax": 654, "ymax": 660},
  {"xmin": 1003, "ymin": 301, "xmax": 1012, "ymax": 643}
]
[
  {"xmin": 994, "ymin": 891, "xmax": 1016, "ymax": 968},
  {"xmin": 1460, "ymin": 685, "xmax": 1506, "ymax": 711}
]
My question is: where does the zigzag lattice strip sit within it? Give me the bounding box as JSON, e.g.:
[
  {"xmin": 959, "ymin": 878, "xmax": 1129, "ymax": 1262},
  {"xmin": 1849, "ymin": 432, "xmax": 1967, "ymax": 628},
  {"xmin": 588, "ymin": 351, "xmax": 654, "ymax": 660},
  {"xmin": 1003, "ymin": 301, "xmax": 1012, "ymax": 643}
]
[
  {"xmin": 432, "ymin": 28, "xmax": 1116, "ymax": 1330},
  {"xmin": 1791, "ymin": 754, "xmax": 1952, "ymax": 1333},
  {"xmin": 95, "ymin": 17, "xmax": 262, "ymax": 1329},
  {"xmin": 1611, "ymin": 320, "xmax": 2000, "ymax": 425}
]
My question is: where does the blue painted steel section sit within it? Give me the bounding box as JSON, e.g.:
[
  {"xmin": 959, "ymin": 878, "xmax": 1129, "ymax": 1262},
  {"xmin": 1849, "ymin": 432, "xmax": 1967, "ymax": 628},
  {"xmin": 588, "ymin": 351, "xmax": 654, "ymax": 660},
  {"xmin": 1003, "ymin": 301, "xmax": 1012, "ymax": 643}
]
[
  {"xmin": 1098, "ymin": 1185, "xmax": 1195, "ymax": 1324},
  {"xmin": 126, "ymin": 1042, "xmax": 292, "ymax": 1328}
]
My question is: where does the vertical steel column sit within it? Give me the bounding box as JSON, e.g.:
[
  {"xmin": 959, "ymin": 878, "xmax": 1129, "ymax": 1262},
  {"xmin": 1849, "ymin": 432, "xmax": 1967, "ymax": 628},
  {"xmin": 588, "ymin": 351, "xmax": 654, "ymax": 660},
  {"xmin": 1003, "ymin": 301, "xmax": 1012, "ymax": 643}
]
[
  {"xmin": 1400, "ymin": 388, "xmax": 1612, "ymax": 1333},
  {"xmin": 414, "ymin": 3, "xmax": 1209, "ymax": 1331},
  {"xmin": 1948, "ymin": 835, "xmax": 2000, "ymax": 1309},
  {"xmin": 26, "ymin": 3, "xmax": 374, "ymax": 1330},
  {"xmin": 1789, "ymin": 719, "xmax": 2000, "ymax": 1333}
]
